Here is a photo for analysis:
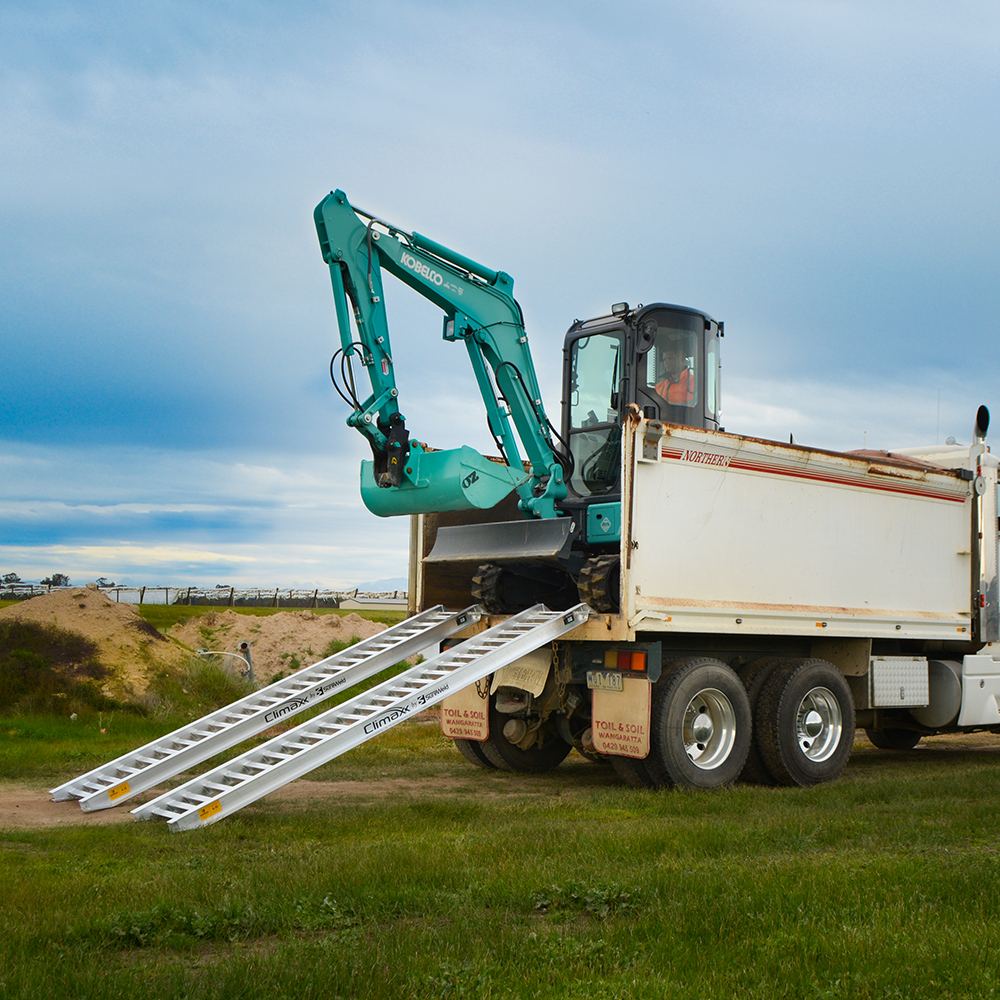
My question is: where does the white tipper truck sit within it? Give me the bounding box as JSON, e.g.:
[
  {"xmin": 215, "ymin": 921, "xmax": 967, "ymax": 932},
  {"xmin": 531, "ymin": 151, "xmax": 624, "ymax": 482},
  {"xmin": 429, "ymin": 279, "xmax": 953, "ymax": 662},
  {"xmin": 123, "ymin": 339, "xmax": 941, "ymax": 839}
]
[
  {"xmin": 308, "ymin": 189, "xmax": 1000, "ymax": 793},
  {"xmin": 420, "ymin": 409, "xmax": 1000, "ymax": 790}
]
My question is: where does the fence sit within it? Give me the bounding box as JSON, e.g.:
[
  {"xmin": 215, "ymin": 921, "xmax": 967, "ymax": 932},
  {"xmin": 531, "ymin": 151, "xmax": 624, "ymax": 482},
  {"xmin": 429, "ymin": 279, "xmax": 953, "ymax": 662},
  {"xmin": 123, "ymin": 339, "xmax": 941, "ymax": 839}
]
[{"xmin": 0, "ymin": 584, "xmax": 407, "ymax": 608}]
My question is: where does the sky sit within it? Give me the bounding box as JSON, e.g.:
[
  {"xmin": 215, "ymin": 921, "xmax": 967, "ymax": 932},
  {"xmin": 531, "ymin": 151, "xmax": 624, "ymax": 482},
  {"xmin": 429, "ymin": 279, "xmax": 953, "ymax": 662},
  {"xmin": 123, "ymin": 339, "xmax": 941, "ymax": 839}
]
[{"xmin": 2, "ymin": 0, "xmax": 998, "ymax": 589}]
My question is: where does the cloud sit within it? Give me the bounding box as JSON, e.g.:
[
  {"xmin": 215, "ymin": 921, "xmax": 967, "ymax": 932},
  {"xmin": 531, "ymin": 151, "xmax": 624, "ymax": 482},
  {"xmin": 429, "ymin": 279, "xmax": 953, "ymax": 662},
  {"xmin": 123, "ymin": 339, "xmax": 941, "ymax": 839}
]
[{"xmin": 1, "ymin": 0, "xmax": 998, "ymax": 586}]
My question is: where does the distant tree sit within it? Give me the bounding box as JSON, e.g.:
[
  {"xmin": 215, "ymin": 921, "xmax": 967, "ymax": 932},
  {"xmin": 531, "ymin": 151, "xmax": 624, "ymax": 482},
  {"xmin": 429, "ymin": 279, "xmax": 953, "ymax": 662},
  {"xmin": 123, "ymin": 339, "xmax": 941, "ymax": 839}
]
[
  {"xmin": 2, "ymin": 573, "xmax": 21, "ymax": 585},
  {"xmin": 40, "ymin": 573, "xmax": 71, "ymax": 588},
  {"xmin": 95, "ymin": 577, "xmax": 115, "ymax": 587},
  {"xmin": 215, "ymin": 584, "xmax": 231, "ymax": 589}
]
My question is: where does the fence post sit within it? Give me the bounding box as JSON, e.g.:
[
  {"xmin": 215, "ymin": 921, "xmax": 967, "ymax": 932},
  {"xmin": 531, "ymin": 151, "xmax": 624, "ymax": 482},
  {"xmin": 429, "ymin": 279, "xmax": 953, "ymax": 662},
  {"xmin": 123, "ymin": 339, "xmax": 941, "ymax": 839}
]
[
  {"xmin": 139, "ymin": 586, "xmax": 146, "ymax": 605},
  {"xmin": 229, "ymin": 587, "xmax": 235, "ymax": 607},
  {"xmin": 311, "ymin": 589, "xmax": 318, "ymax": 608},
  {"xmin": 237, "ymin": 641, "xmax": 255, "ymax": 685},
  {"xmin": 272, "ymin": 588, "xmax": 278, "ymax": 608}
]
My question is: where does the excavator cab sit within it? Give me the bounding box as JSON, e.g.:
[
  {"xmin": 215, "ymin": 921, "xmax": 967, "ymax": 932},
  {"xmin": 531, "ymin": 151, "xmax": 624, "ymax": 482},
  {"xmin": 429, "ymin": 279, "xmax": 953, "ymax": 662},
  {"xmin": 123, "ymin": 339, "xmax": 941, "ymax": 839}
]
[
  {"xmin": 425, "ymin": 302, "xmax": 722, "ymax": 613},
  {"xmin": 561, "ymin": 303, "xmax": 722, "ymax": 501}
]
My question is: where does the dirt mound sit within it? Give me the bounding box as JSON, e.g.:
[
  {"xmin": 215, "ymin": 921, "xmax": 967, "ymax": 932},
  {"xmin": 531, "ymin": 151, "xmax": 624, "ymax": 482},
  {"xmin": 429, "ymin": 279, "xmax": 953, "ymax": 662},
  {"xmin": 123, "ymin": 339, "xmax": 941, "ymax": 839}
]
[
  {"xmin": 167, "ymin": 610, "xmax": 387, "ymax": 683},
  {"xmin": 0, "ymin": 587, "xmax": 186, "ymax": 697}
]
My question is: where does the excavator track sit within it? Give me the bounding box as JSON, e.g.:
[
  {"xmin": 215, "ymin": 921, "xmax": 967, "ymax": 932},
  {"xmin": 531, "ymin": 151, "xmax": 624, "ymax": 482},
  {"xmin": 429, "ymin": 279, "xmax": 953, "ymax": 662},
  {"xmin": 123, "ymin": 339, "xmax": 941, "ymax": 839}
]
[
  {"xmin": 577, "ymin": 555, "xmax": 620, "ymax": 613},
  {"xmin": 471, "ymin": 564, "xmax": 517, "ymax": 614},
  {"xmin": 472, "ymin": 563, "xmax": 580, "ymax": 614}
]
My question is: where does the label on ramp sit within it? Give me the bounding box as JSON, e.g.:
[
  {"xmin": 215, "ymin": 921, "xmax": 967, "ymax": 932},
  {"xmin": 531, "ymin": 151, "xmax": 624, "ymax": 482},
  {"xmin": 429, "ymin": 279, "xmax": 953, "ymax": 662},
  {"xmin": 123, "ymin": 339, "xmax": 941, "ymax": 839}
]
[
  {"xmin": 591, "ymin": 677, "xmax": 651, "ymax": 759},
  {"xmin": 440, "ymin": 680, "xmax": 490, "ymax": 741},
  {"xmin": 198, "ymin": 799, "xmax": 222, "ymax": 822},
  {"xmin": 107, "ymin": 781, "xmax": 131, "ymax": 801}
]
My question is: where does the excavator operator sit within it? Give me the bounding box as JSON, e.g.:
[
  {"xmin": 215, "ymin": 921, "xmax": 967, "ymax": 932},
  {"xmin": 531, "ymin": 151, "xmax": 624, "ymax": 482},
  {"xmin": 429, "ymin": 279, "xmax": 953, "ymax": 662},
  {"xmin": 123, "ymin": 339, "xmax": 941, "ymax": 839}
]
[{"xmin": 653, "ymin": 335, "xmax": 696, "ymax": 406}]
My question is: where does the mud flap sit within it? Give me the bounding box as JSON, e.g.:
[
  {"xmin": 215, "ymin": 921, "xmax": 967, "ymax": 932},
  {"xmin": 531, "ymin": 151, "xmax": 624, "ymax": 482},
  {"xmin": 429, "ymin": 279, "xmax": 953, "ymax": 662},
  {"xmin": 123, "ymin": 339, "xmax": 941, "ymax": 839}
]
[
  {"xmin": 440, "ymin": 681, "xmax": 490, "ymax": 741},
  {"xmin": 591, "ymin": 677, "xmax": 652, "ymax": 759}
]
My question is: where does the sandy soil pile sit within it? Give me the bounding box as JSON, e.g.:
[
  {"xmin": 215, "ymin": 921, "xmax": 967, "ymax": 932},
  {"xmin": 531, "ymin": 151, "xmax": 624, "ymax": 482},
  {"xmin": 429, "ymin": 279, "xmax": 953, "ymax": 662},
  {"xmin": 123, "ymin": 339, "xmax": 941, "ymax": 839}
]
[
  {"xmin": 167, "ymin": 610, "xmax": 387, "ymax": 683},
  {"xmin": 0, "ymin": 585, "xmax": 186, "ymax": 696}
]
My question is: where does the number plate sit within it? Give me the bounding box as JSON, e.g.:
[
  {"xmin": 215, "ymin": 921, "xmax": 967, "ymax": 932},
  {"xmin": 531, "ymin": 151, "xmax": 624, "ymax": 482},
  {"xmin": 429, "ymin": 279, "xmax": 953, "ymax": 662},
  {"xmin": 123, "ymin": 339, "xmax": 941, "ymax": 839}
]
[{"xmin": 586, "ymin": 670, "xmax": 623, "ymax": 692}]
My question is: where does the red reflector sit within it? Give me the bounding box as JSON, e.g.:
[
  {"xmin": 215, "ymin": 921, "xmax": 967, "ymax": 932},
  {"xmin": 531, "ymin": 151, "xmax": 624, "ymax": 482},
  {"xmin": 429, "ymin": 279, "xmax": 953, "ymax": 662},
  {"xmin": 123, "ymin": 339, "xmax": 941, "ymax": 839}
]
[
  {"xmin": 982, "ymin": 595, "xmax": 987, "ymax": 608},
  {"xmin": 617, "ymin": 651, "xmax": 630, "ymax": 671}
]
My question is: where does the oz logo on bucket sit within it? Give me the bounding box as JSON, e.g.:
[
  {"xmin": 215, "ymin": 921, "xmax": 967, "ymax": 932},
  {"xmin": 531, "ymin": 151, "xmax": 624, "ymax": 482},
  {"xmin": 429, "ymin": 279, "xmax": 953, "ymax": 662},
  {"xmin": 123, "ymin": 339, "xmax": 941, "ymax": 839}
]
[{"xmin": 462, "ymin": 470, "xmax": 479, "ymax": 489}]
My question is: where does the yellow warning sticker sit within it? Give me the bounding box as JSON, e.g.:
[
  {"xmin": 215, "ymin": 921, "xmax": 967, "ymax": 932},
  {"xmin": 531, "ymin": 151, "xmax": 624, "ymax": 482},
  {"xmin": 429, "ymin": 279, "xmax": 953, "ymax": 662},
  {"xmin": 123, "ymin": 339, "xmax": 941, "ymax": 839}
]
[
  {"xmin": 107, "ymin": 781, "xmax": 131, "ymax": 801},
  {"xmin": 198, "ymin": 799, "xmax": 222, "ymax": 822}
]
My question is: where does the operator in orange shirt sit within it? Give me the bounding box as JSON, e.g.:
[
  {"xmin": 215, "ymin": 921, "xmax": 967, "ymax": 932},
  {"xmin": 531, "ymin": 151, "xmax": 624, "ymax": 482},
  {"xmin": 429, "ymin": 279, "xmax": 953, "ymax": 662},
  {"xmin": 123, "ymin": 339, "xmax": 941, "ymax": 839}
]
[{"xmin": 654, "ymin": 339, "xmax": 695, "ymax": 405}]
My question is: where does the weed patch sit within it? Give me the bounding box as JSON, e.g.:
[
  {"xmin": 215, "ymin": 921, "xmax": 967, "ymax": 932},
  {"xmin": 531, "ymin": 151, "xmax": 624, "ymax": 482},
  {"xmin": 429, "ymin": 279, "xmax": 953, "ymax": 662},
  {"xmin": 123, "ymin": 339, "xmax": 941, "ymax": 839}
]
[{"xmin": 0, "ymin": 621, "xmax": 116, "ymax": 714}]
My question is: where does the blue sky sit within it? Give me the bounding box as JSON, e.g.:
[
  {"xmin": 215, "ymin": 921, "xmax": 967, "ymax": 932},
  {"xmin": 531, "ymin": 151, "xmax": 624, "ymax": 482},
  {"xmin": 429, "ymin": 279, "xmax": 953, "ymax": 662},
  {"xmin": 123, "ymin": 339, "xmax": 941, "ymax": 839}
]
[{"xmin": 2, "ymin": 0, "xmax": 998, "ymax": 588}]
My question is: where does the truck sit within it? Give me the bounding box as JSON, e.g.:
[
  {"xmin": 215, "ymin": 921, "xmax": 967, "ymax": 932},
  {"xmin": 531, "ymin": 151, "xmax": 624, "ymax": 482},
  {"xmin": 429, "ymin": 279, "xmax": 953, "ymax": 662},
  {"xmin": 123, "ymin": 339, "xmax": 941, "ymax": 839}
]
[
  {"xmin": 50, "ymin": 190, "xmax": 1000, "ymax": 829},
  {"xmin": 313, "ymin": 189, "xmax": 1000, "ymax": 791}
]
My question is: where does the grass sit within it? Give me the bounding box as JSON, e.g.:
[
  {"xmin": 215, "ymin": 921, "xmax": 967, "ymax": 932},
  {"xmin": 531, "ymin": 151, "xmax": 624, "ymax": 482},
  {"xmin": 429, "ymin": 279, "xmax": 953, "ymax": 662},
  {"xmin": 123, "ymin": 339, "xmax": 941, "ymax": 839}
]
[
  {"xmin": 132, "ymin": 603, "xmax": 408, "ymax": 630},
  {"xmin": 0, "ymin": 599, "xmax": 408, "ymax": 629},
  {"xmin": 3, "ymin": 722, "xmax": 1000, "ymax": 998},
  {"xmin": 4, "ymin": 599, "xmax": 998, "ymax": 995}
]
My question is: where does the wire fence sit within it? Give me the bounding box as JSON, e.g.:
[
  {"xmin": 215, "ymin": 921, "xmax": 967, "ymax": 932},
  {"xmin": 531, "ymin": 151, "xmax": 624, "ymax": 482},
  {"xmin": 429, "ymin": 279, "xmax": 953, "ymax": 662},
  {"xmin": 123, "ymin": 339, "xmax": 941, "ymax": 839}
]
[{"xmin": 0, "ymin": 584, "xmax": 407, "ymax": 608}]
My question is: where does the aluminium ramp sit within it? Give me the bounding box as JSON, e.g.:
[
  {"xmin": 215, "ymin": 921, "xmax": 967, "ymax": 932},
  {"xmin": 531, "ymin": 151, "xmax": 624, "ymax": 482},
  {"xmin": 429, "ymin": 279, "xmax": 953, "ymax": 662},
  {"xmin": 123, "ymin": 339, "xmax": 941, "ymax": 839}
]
[
  {"xmin": 133, "ymin": 603, "xmax": 590, "ymax": 831},
  {"xmin": 51, "ymin": 605, "xmax": 479, "ymax": 811}
]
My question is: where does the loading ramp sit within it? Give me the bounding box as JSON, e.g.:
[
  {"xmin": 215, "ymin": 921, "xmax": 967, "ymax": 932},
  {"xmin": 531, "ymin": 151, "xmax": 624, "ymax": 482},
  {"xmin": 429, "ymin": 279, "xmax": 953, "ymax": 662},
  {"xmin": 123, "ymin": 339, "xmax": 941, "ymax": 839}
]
[
  {"xmin": 51, "ymin": 605, "xmax": 479, "ymax": 811},
  {"xmin": 133, "ymin": 603, "xmax": 590, "ymax": 831}
]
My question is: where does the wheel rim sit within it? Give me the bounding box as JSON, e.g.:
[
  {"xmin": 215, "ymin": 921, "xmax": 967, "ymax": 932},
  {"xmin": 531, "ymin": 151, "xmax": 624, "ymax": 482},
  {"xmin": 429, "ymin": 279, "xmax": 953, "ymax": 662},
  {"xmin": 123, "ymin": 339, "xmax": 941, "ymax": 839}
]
[
  {"xmin": 682, "ymin": 687, "xmax": 737, "ymax": 770},
  {"xmin": 795, "ymin": 686, "xmax": 843, "ymax": 762}
]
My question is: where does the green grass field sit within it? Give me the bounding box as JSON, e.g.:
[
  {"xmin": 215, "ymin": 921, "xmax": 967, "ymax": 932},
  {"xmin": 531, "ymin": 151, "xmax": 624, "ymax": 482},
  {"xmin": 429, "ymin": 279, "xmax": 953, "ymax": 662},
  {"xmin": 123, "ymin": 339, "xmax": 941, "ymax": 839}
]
[
  {"xmin": 2, "ymin": 602, "xmax": 999, "ymax": 997},
  {"xmin": 0, "ymin": 599, "xmax": 409, "ymax": 629},
  {"xmin": 3, "ymin": 717, "xmax": 1000, "ymax": 999}
]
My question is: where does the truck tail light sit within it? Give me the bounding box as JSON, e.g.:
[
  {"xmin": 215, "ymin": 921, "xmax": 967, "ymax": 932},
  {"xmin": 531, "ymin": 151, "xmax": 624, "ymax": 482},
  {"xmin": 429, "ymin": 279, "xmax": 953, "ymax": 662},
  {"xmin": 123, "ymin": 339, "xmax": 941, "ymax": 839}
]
[{"xmin": 604, "ymin": 650, "xmax": 647, "ymax": 672}]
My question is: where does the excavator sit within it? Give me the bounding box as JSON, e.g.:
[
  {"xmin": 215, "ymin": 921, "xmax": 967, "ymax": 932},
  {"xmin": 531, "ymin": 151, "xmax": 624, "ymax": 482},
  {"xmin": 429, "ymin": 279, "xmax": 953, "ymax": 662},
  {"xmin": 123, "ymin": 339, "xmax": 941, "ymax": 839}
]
[{"xmin": 314, "ymin": 189, "xmax": 723, "ymax": 612}]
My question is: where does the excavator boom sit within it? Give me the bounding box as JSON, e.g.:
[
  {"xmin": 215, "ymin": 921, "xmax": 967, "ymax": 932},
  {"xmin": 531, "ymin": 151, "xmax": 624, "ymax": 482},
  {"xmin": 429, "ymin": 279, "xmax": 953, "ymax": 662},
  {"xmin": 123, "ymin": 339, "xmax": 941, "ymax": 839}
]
[{"xmin": 314, "ymin": 190, "xmax": 568, "ymax": 519}]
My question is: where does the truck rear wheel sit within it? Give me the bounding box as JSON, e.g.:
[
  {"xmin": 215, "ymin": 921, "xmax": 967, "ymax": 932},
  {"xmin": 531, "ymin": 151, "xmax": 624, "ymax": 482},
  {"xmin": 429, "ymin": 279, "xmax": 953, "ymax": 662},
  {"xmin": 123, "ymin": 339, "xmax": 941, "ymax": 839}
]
[
  {"xmin": 610, "ymin": 754, "xmax": 657, "ymax": 788},
  {"xmin": 865, "ymin": 727, "xmax": 922, "ymax": 750},
  {"xmin": 452, "ymin": 738, "xmax": 498, "ymax": 769},
  {"xmin": 736, "ymin": 657, "xmax": 788, "ymax": 784},
  {"xmin": 757, "ymin": 659, "xmax": 855, "ymax": 786},
  {"xmin": 479, "ymin": 696, "xmax": 573, "ymax": 773},
  {"xmin": 645, "ymin": 657, "xmax": 752, "ymax": 789}
]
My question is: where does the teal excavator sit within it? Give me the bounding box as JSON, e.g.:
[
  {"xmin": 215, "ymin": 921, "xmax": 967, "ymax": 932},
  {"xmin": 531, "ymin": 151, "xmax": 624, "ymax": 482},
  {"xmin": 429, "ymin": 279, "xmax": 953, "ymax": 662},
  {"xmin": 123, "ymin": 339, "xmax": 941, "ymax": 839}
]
[{"xmin": 314, "ymin": 190, "xmax": 723, "ymax": 612}]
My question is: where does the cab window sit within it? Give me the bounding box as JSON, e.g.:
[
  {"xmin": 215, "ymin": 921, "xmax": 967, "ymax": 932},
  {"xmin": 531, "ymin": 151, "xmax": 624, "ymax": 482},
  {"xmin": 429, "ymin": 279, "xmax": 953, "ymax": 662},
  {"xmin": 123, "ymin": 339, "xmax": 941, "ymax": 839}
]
[
  {"xmin": 567, "ymin": 333, "xmax": 621, "ymax": 496},
  {"xmin": 642, "ymin": 318, "xmax": 699, "ymax": 409}
]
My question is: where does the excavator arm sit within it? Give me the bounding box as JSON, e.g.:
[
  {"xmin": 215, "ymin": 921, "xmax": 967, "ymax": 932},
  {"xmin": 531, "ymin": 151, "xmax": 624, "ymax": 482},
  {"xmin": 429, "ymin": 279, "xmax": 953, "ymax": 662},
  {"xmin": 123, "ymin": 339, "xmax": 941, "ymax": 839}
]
[{"xmin": 315, "ymin": 189, "xmax": 568, "ymax": 519}]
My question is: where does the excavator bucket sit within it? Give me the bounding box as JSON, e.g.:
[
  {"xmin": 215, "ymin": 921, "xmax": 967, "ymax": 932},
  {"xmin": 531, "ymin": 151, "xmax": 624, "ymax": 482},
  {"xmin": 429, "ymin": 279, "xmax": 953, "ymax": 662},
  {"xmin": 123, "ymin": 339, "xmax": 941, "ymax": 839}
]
[{"xmin": 360, "ymin": 444, "xmax": 528, "ymax": 517}]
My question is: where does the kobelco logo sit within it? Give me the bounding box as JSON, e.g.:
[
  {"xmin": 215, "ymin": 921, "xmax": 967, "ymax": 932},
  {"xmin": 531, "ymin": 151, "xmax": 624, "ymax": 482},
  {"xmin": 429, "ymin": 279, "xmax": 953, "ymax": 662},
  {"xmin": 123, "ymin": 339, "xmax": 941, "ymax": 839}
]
[{"xmin": 400, "ymin": 252, "xmax": 444, "ymax": 286}]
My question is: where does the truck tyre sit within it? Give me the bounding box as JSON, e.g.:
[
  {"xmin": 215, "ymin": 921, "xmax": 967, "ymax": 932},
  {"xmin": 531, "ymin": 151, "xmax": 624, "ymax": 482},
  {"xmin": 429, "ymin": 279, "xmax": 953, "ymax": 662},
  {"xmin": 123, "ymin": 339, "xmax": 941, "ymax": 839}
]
[
  {"xmin": 645, "ymin": 657, "xmax": 752, "ymax": 789},
  {"xmin": 865, "ymin": 727, "xmax": 922, "ymax": 750},
  {"xmin": 479, "ymin": 696, "xmax": 573, "ymax": 773},
  {"xmin": 736, "ymin": 658, "xmax": 788, "ymax": 785},
  {"xmin": 452, "ymin": 738, "xmax": 498, "ymax": 769},
  {"xmin": 757, "ymin": 659, "xmax": 855, "ymax": 786},
  {"xmin": 610, "ymin": 754, "xmax": 657, "ymax": 788}
]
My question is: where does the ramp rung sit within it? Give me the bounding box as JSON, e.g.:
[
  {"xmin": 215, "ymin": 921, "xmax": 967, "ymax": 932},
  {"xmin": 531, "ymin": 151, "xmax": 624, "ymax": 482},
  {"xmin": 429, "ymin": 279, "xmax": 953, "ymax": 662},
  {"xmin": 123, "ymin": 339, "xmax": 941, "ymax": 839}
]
[{"xmin": 148, "ymin": 808, "xmax": 181, "ymax": 820}]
